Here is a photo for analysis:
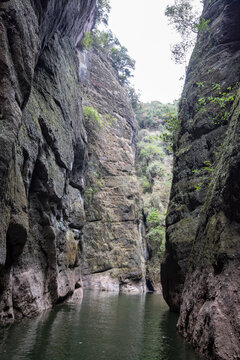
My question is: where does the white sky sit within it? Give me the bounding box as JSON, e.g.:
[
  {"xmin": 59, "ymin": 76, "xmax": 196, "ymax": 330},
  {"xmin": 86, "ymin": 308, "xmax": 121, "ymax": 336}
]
[{"xmin": 108, "ymin": 0, "xmax": 203, "ymax": 104}]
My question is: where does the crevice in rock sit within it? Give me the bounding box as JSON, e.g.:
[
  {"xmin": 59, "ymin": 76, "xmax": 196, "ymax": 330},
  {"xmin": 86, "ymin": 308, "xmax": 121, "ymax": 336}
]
[
  {"xmin": 38, "ymin": 117, "xmax": 68, "ymax": 170},
  {"xmin": 55, "ymin": 290, "xmax": 74, "ymax": 305},
  {"xmin": 92, "ymin": 267, "xmax": 113, "ymax": 275}
]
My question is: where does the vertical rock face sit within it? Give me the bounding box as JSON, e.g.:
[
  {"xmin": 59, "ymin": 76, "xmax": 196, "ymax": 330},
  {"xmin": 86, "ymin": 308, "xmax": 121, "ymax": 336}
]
[
  {"xmin": 79, "ymin": 48, "xmax": 147, "ymax": 293},
  {"xmin": 162, "ymin": 0, "xmax": 240, "ymax": 358},
  {"xmin": 0, "ymin": 0, "xmax": 147, "ymax": 324},
  {"xmin": 0, "ymin": 0, "xmax": 96, "ymax": 323}
]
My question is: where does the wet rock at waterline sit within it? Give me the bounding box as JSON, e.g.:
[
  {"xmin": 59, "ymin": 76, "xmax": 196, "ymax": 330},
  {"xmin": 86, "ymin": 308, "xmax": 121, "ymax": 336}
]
[
  {"xmin": 1, "ymin": 0, "xmax": 240, "ymax": 359},
  {"xmin": 0, "ymin": 0, "xmax": 148, "ymax": 325},
  {"xmin": 0, "ymin": 0, "xmax": 96, "ymax": 324},
  {"xmin": 162, "ymin": 0, "xmax": 240, "ymax": 358}
]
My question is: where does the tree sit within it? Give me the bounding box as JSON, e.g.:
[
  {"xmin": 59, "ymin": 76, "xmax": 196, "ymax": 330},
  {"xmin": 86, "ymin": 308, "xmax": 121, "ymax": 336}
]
[
  {"xmin": 81, "ymin": 0, "xmax": 135, "ymax": 87},
  {"xmin": 126, "ymin": 86, "xmax": 141, "ymax": 112},
  {"xmin": 81, "ymin": 28, "xmax": 135, "ymax": 86},
  {"xmin": 165, "ymin": 0, "xmax": 206, "ymax": 64},
  {"xmin": 160, "ymin": 111, "xmax": 180, "ymax": 152},
  {"xmin": 109, "ymin": 45, "xmax": 135, "ymax": 86},
  {"xmin": 95, "ymin": 0, "xmax": 111, "ymax": 26}
]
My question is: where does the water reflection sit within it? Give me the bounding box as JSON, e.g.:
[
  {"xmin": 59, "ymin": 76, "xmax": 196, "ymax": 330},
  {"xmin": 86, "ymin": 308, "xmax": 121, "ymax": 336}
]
[
  {"xmin": 140, "ymin": 295, "xmax": 199, "ymax": 360},
  {"xmin": 0, "ymin": 292, "xmax": 200, "ymax": 360}
]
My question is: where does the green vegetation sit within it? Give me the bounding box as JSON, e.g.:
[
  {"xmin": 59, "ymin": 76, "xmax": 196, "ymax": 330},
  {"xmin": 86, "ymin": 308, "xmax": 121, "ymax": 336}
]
[
  {"xmin": 127, "ymin": 86, "xmax": 141, "ymax": 112},
  {"xmin": 81, "ymin": 32, "xmax": 94, "ymax": 49},
  {"xmin": 146, "ymin": 208, "xmax": 163, "ymax": 227},
  {"xmin": 103, "ymin": 114, "xmax": 116, "ymax": 126},
  {"xmin": 165, "ymin": 0, "xmax": 206, "ymax": 63},
  {"xmin": 85, "ymin": 187, "xmax": 95, "ymax": 206},
  {"xmin": 140, "ymin": 177, "xmax": 152, "ymax": 194},
  {"xmin": 137, "ymin": 131, "xmax": 165, "ymax": 192},
  {"xmin": 81, "ymin": 8, "xmax": 135, "ymax": 86},
  {"xmin": 134, "ymin": 100, "xmax": 177, "ymax": 287},
  {"xmin": 140, "ymin": 142, "xmax": 164, "ymax": 162},
  {"xmin": 146, "ymin": 160, "xmax": 165, "ymax": 181},
  {"xmin": 192, "ymin": 160, "xmax": 214, "ymax": 191},
  {"xmin": 135, "ymin": 101, "xmax": 180, "ymax": 153},
  {"xmin": 195, "ymin": 83, "xmax": 236, "ymax": 124},
  {"xmin": 146, "ymin": 209, "xmax": 165, "ymax": 256},
  {"xmin": 83, "ymin": 106, "xmax": 116, "ymax": 128},
  {"xmin": 84, "ymin": 172, "xmax": 105, "ymax": 207},
  {"xmin": 108, "ymin": 43, "xmax": 135, "ymax": 86},
  {"xmin": 95, "ymin": 0, "xmax": 111, "ymax": 26},
  {"xmin": 160, "ymin": 111, "xmax": 180, "ymax": 152},
  {"xmin": 83, "ymin": 106, "xmax": 102, "ymax": 126},
  {"xmin": 136, "ymin": 101, "xmax": 178, "ymax": 130}
]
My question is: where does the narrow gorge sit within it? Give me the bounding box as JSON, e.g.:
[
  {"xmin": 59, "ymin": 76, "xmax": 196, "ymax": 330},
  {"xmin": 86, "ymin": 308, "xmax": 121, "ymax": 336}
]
[{"xmin": 0, "ymin": 0, "xmax": 240, "ymax": 360}]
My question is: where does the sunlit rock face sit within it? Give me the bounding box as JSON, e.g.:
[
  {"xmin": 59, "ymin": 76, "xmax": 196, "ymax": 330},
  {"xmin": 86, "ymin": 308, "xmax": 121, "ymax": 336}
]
[
  {"xmin": 79, "ymin": 47, "xmax": 147, "ymax": 293},
  {"xmin": 0, "ymin": 0, "xmax": 96, "ymax": 324},
  {"xmin": 162, "ymin": 0, "xmax": 240, "ymax": 358}
]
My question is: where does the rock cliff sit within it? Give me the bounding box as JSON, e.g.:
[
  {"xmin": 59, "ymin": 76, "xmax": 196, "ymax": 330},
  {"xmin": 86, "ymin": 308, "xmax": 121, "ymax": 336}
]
[
  {"xmin": 0, "ymin": 0, "xmax": 95, "ymax": 323},
  {"xmin": 0, "ymin": 0, "xmax": 148, "ymax": 325},
  {"xmin": 79, "ymin": 47, "xmax": 147, "ymax": 293},
  {"xmin": 162, "ymin": 0, "xmax": 240, "ymax": 358}
]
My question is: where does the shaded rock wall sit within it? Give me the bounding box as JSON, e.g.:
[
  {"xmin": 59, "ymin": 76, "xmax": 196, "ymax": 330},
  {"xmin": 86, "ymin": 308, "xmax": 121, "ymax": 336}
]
[
  {"xmin": 79, "ymin": 48, "xmax": 147, "ymax": 293},
  {"xmin": 0, "ymin": 0, "xmax": 148, "ymax": 324},
  {"xmin": 0, "ymin": 0, "xmax": 96, "ymax": 323},
  {"xmin": 162, "ymin": 0, "xmax": 240, "ymax": 358}
]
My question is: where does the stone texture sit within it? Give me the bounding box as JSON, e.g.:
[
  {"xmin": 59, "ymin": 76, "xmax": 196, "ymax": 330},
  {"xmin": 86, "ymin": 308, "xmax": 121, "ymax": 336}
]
[
  {"xmin": 0, "ymin": 0, "xmax": 96, "ymax": 324},
  {"xmin": 162, "ymin": 0, "xmax": 240, "ymax": 358},
  {"xmin": 79, "ymin": 47, "xmax": 147, "ymax": 293},
  {"xmin": 0, "ymin": 0, "xmax": 148, "ymax": 325},
  {"xmin": 178, "ymin": 263, "xmax": 240, "ymax": 360}
]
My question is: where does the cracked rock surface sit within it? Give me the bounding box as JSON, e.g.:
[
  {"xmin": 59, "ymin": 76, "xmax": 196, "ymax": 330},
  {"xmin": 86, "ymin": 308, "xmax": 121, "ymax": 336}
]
[
  {"xmin": 162, "ymin": 0, "xmax": 240, "ymax": 358},
  {"xmin": 79, "ymin": 47, "xmax": 147, "ymax": 293},
  {"xmin": 0, "ymin": 0, "xmax": 95, "ymax": 324}
]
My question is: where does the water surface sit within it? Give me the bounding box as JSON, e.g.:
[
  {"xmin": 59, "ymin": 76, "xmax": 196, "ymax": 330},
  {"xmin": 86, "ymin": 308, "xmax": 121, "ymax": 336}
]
[{"xmin": 0, "ymin": 292, "xmax": 200, "ymax": 360}]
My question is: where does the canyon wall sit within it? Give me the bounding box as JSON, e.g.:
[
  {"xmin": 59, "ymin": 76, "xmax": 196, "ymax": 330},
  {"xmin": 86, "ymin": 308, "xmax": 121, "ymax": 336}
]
[
  {"xmin": 0, "ymin": 0, "xmax": 147, "ymax": 325},
  {"xmin": 79, "ymin": 47, "xmax": 147, "ymax": 293},
  {"xmin": 0, "ymin": 0, "xmax": 96, "ymax": 323},
  {"xmin": 162, "ymin": 0, "xmax": 240, "ymax": 358}
]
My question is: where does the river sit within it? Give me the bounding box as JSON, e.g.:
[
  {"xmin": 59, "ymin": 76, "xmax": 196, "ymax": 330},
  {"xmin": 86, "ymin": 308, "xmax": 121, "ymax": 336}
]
[{"xmin": 0, "ymin": 292, "xmax": 200, "ymax": 360}]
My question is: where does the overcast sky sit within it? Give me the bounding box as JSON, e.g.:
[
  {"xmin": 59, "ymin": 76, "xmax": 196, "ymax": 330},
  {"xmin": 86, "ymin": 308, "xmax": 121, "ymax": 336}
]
[{"xmin": 108, "ymin": 0, "xmax": 203, "ymax": 104}]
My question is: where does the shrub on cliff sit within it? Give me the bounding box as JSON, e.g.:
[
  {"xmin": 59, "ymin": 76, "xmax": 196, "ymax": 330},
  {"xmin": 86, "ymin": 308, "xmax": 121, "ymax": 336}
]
[
  {"xmin": 146, "ymin": 226, "xmax": 165, "ymax": 254},
  {"xmin": 147, "ymin": 208, "xmax": 163, "ymax": 227},
  {"xmin": 81, "ymin": 27, "xmax": 135, "ymax": 86},
  {"xmin": 83, "ymin": 106, "xmax": 102, "ymax": 126},
  {"xmin": 92, "ymin": 29, "xmax": 136, "ymax": 86},
  {"xmin": 146, "ymin": 208, "xmax": 166, "ymax": 258},
  {"xmin": 160, "ymin": 111, "xmax": 180, "ymax": 152},
  {"xmin": 81, "ymin": 0, "xmax": 135, "ymax": 86}
]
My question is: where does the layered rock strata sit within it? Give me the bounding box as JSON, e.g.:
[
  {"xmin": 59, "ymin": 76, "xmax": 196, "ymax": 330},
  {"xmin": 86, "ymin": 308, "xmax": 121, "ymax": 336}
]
[
  {"xmin": 79, "ymin": 47, "xmax": 147, "ymax": 293},
  {"xmin": 162, "ymin": 0, "xmax": 240, "ymax": 358},
  {"xmin": 0, "ymin": 0, "xmax": 96, "ymax": 323}
]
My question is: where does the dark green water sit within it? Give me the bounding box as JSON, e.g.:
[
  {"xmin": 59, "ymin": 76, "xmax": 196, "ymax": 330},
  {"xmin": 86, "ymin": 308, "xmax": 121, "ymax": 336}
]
[{"xmin": 0, "ymin": 292, "xmax": 200, "ymax": 360}]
